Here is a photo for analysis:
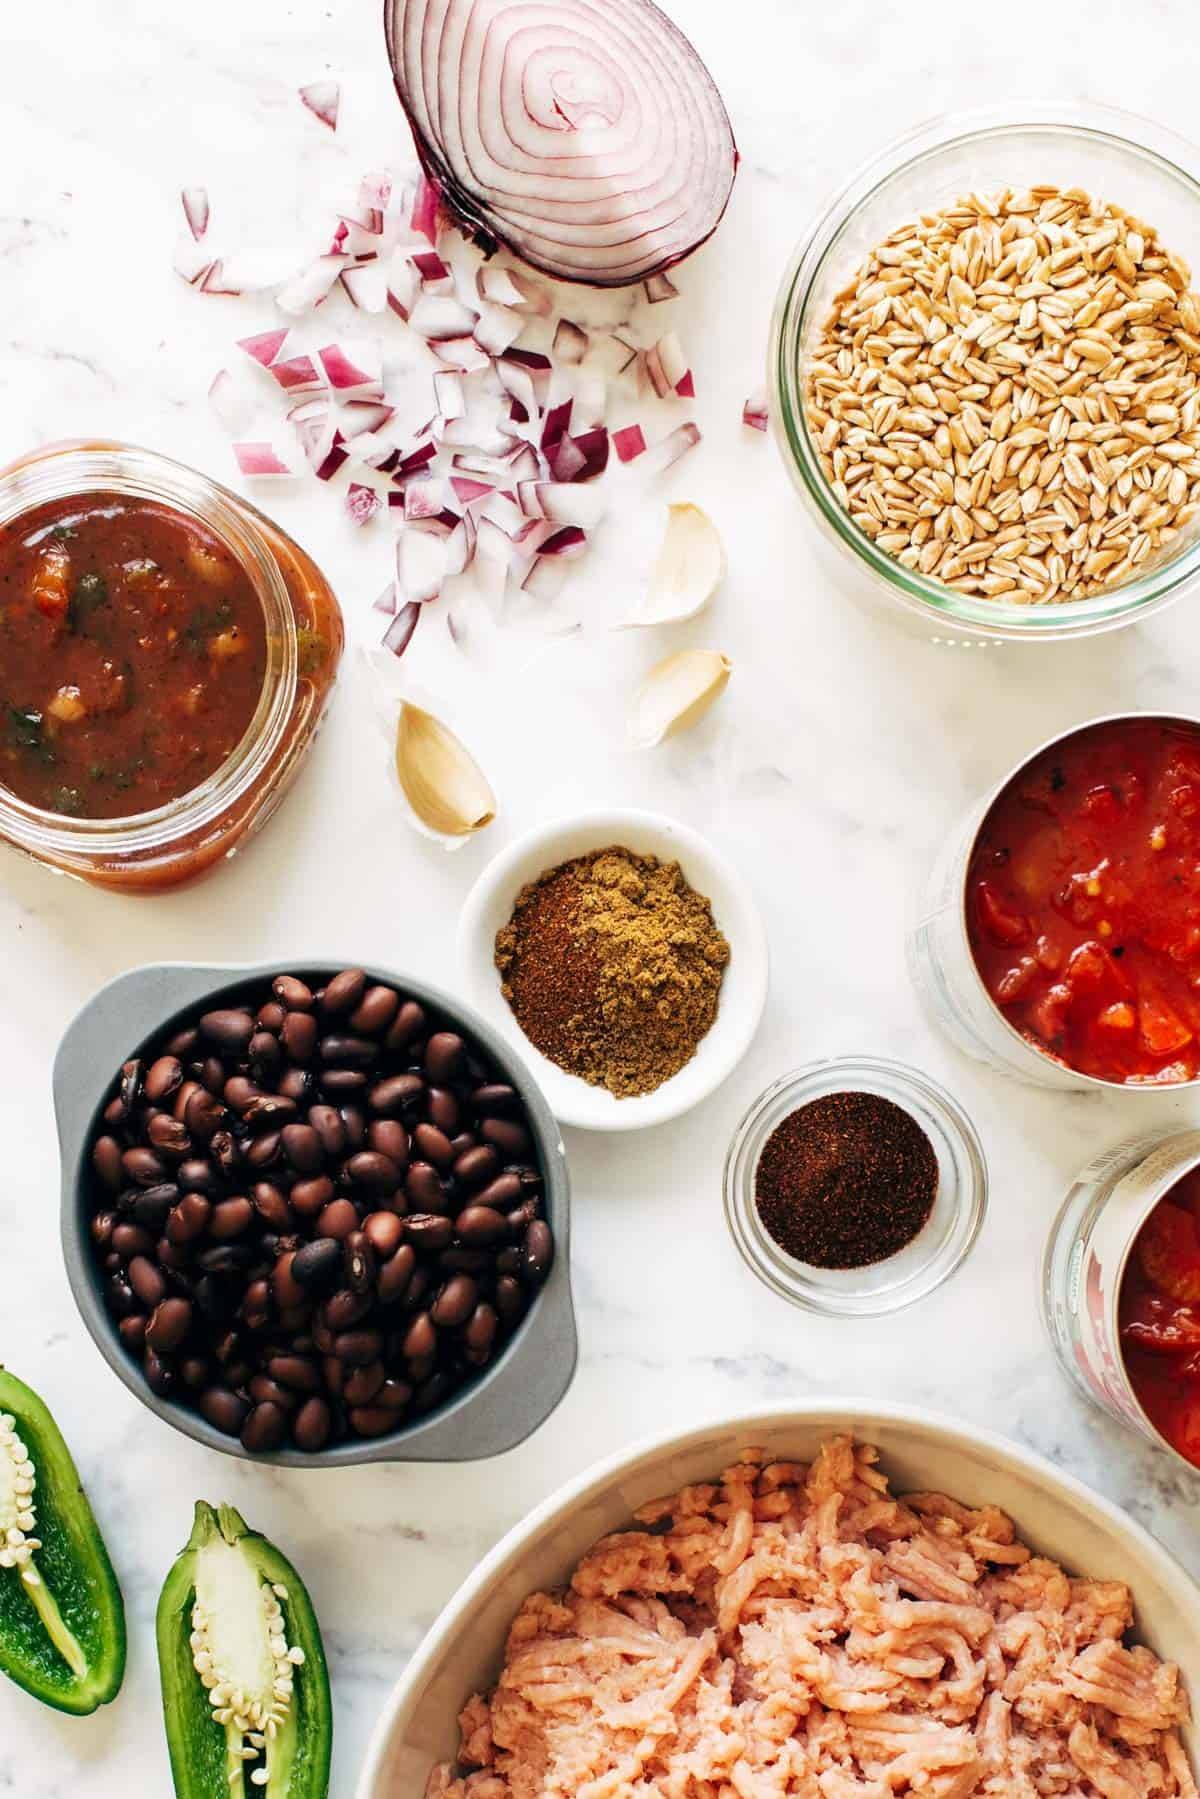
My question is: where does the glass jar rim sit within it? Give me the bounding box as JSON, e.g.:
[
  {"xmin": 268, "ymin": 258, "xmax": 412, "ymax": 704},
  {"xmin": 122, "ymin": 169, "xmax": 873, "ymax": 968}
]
[
  {"xmin": 723, "ymin": 1054, "xmax": 987, "ymax": 1317},
  {"xmin": 770, "ymin": 101, "xmax": 1200, "ymax": 640},
  {"xmin": 0, "ymin": 444, "xmax": 297, "ymax": 854}
]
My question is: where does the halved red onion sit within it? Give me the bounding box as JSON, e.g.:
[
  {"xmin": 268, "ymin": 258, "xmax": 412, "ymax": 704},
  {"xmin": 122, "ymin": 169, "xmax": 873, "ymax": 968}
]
[
  {"xmin": 181, "ymin": 186, "xmax": 210, "ymax": 242},
  {"xmin": 383, "ymin": 0, "xmax": 737, "ymax": 286},
  {"xmin": 299, "ymin": 80, "xmax": 340, "ymax": 131}
]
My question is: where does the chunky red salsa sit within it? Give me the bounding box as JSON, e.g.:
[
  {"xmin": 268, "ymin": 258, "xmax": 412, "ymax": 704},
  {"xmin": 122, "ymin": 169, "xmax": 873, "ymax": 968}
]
[
  {"xmin": 1120, "ymin": 1170, "xmax": 1200, "ymax": 1469},
  {"xmin": 0, "ymin": 493, "xmax": 267, "ymax": 818},
  {"xmin": 967, "ymin": 718, "xmax": 1200, "ymax": 1084}
]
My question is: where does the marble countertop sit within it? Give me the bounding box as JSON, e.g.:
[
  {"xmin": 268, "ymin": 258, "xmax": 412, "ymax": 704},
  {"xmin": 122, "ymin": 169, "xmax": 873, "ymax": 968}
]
[{"xmin": 5, "ymin": 0, "xmax": 1200, "ymax": 1791}]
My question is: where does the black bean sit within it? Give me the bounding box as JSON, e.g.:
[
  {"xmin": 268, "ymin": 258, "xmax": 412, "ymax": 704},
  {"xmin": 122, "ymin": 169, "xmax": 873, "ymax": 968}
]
[
  {"xmin": 339, "ymin": 1105, "xmax": 367, "ymax": 1150},
  {"xmin": 317, "ymin": 1199, "xmax": 359, "ymax": 1241},
  {"xmin": 368, "ymin": 1073, "xmax": 424, "ymax": 1117},
  {"xmin": 164, "ymin": 1194, "xmax": 209, "ymax": 1244},
  {"xmin": 464, "ymin": 1303, "xmax": 498, "ymax": 1359},
  {"xmin": 92, "ymin": 1135, "xmax": 124, "ymax": 1192},
  {"xmin": 243, "ymin": 1094, "xmax": 298, "ymax": 1130},
  {"xmin": 440, "ymin": 1247, "xmax": 493, "ymax": 1274},
  {"xmin": 211, "ymin": 1198, "xmax": 254, "ymax": 1241},
  {"xmin": 147, "ymin": 1113, "xmax": 190, "ymax": 1158},
  {"xmin": 413, "ymin": 1124, "xmax": 454, "ymax": 1171},
  {"xmin": 118, "ymin": 1315, "xmax": 147, "ymax": 1353},
  {"xmin": 199, "ymin": 1009, "xmax": 254, "ymax": 1054},
  {"xmin": 481, "ymin": 1118, "xmax": 532, "ymax": 1157},
  {"xmin": 473, "ymin": 1083, "xmax": 520, "ymax": 1115},
  {"xmin": 366, "ymin": 1119, "xmax": 409, "ymax": 1165},
  {"xmin": 291, "ymin": 1238, "xmax": 342, "ymax": 1294},
  {"xmin": 252, "ymin": 1182, "xmax": 294, "ymax": 1232},
  {"xmin": 363, "ymin": 1212, "xmax": 405, "ymax": 1259},
  {"xmin": 199, "ymin": 1386, "xmax": 249, "ymax": 1436},
  {"xmin": 319, "ymin": 1034, "xmax": 378, "ymax": 1069},
  {"xmin": 424, "ymin": 1032, "xmax": 465, "ymax": 1083},
  {"xmin": 184, "ymin": 1087, "xmax": 226, "ymax": 1143},
  {"xmin": 404, "ymin": 1213, "xmax": 454, "ymax": 1253},
  {"xmin": 414, "ymin": 1371, "xmax": 453, "ymax": 1415},
  {"xmin": 292, "ymin": 1397, "xmax": 332, "ymax": 1451},
  {"xmin": 321, "ymin": 968, "xmax": 367, "ymax": 1016},
  {"xmin": 165, "ymin": 1026, "xmax": 200, "ymax": 1058},
  {"xmin": 321, "ymin": 1068, "xmax": 368, "ymax": 1098},
  {"xmin": 281, "ymin": 1011, "xmax": 318, "ymax": 1064},
  {"xmin": 132, "ymin": 1184, "xmax": 178, "ymax": 1233},
  {"xmin": 246, "ymin": 1132, "xmax": 283, "ymax": 1170},
  {"xmin": 144, "ymin": 1349, "xmax": 175, "ymax": 1397},
  {"xmin": 348, "ymin": 1405, "xmax": 397, "ymax": 1438},
  {"xmin": 267, "ymin": 1354, "xmax": 320, "ymax": 1393},
  {"xmin": 122, "ymin": 1145, "xmax": 165, "ymax": 1186},
  {"xmin": 119, "ymin": 1059, "xmax": 144, "ymax": 1112},
  {"xmin": 178, "ymin": 1157, "xmax": 220, "ymax": 1196},
  {"xmin": 241, "ymin": 1401, "xmax": 287, "ymax": 1453},
  {"xmin": 323, "ymin": 1288, "xmax": 371, "ymax": 1332},
  {"xmin": 281, "ymin": 1123, "xmax": 323, "ymax": 1174},
  {"xmin": 425, "ymin": 1088, "xmax": 461, "ymax": 1135},
  {"xmin": 145, "ymin": 1056, "xmax": 184, "ymax": 1104},
  {"xmin": 343, "ymin": 1361, "xmax": 385, "ymax": 1406},
  {"xmin": 210, "ymin": 1132, "xmax": 241, "ymax": 1177},
  {"xmin": 272, "ymin": 1253, "xmax": 306, "ymax": 1310},
  {"xmin": 524, "ymin": 1220, "xmax": 554, "ymax": 1280},
  {"xmin": 455, "ymin": 1205, "xmax": 509, "ymax": 1247},
  {"xmin": 344, "ymin": 1151, "xmax": 402, "ymax": 1195},
  {"xmin": 249, "ymin": 1032, "xmax": 283, "ymax": 1080},
  {"xmin": 290, "ymin": 1176, "xmax": 334, "ymax": 1219},
  {"xmin": 257, "ymin": 1000, "xmax": 287, "ymax": 1033},
  {"xmin": 385, "ymin": 1000, "xmax": 427, "ymax": 1051},
  {"xmin": 91, "ymin": 1211, "xmax": 116, "ymax": 1248},
  {"xmin": 402, "ymin": 1313, "xmax": 437, "ymax": 1363},
  {"xmin": 377, "ymin": 1245, "xmax": 416, "ymax": 1305},
  {"xmin": 199, "ymin": 1243, "xmax": 254, "ymax": 1275},
  {"xmin": 431, "ymin": 1275, "xmax": 478, "ymax": 1328},
  {"xmin": 273, "ymin": 975, "xmax": 314, "ymax": 1011},
  {"xmin": 278, "ymin": 1068, "xmax": 314, "ymax": 1104},
  {"xmin": 112, "ymin": 1222, "xmax": 154, "ymax": 1261},
  {"xmin": 128, "ymin": 1255, "xmax": 166, "ymax": 1309},
  {"xmin": 146, "ymin": 1296, "xmax": 193, "ymax": 1352},
  {"xmin": 454, "ymin": 1145, "xmax": 500, "ymax": 1189},
  {"xmin": 344, "ymin": 1231, "xmax": 377, "ymax": 1295},
  {"xmin": 308, "ymin": 1105, "xmax": 346, "ymax": 1158},
  {"xmin": 348, "ymin": 986, "xmax": 400, "ymax": 1037},
  {"xmin": 250, "ymin": 1375, "xmax": 296, "ymax": 1411}
]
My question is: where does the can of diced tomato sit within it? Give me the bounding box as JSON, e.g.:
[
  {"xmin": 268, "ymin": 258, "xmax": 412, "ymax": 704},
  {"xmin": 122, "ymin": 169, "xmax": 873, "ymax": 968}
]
[
  {"xmin": 907, "ymin": 711, "xmax": 1200, "ymax": 1092},
  {"xmin": 1042, "ymin": 1129, "xmax": 1200, "ymax": 1475}
]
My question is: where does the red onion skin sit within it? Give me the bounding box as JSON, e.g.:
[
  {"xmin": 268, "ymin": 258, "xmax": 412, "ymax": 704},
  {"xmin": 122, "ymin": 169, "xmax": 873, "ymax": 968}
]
[{"xmin": 382, "ymin": 0, "xmax": 738, "ymax": 288}]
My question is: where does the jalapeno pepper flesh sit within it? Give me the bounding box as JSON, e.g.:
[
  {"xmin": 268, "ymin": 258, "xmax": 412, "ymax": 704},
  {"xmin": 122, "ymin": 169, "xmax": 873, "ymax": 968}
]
[
  {"xmin": 157, "ymin": 1502, "xmax": 332, "ymax": 1799},
  {"xmin": 0, "ymin": 1367, "xmax": 126, "ymax": 1714}
]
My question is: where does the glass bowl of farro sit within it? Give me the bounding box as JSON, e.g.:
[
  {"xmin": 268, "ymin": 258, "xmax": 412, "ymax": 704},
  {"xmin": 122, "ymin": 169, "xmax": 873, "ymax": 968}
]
[{"xmin": 771, "ymin": 103, "xmax": 1200, "ymax": 641}]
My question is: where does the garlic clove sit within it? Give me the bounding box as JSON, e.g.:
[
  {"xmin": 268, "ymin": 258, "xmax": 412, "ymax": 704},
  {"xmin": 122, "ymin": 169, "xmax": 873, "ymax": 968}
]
[
  {"xmin": 629, "ymin": 503, "xmax": 725, "ymax": 627},
  {"xmin": 628, "ymin": 649, "xmax": 731, "ymax": 748},
  {"xmin": 395, "ymin": 703, "xmax": 496, "ymax": 836}
]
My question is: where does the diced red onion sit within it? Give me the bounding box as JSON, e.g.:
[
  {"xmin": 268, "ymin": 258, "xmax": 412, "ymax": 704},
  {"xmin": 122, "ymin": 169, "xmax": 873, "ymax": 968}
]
[
  {"xmin": 411, "ymin": 250, "xmax": 452, "ymax": 289},
  {"xmin": 539, "ymin": 525, "xmax": 587, "ymax": 557},
  {"xmin": 547, "ymin": 435, "xmax": 588, "ymax": 484},
  {"xmin": 277, "ymin": 254, "xmax": 349, "ymax": 316},
  {"xmin": 395, "ymin": 439, "xmax": 438, "ymax": 477},
  {"xmin": 346, "ymin": 483, "xmax": 383, "ymax": 526},
  {"xmin": 430, "ymin": 335, "xmax": 492, "ymax": 373},
  {"xmin": 397, "ymin": 524, "xmax": 449, "ymax": 602},
  {"xmin": 644, "ymin": 271, "xmax": 679, "ymax": 303},
  {"xmin": 450, "ymin": 475, "xmax": 494, "ymax": 506},
  {"xmin": 476, "ymin": 265, "xmax": 526, "ymax": 309},
  {"xmin": 612, "ymin": 424, "xmax": 647, "ymax": 463},
  {"xmin": 382, "ymin": 0, "xmax": 737, "ymax": 286},
  {"xmin": 522, "ymin": 554, "xmax": 570, "ymax": 601},
  {"xmin": 676, "ymin": 369, "xmax": 695, "ymax": 399},
  {"xmin": 574, "ymin": 371, "xmax": 608, "ymax": 427},
  {"xmin": 172, "ymin": 240, "xmax": 216, "ymax": 287},
  {"xmin": 650, "ymin": 420, "xmax": 702, "ymax": 470},
  {"xmin": 743, "ymin": 389, "xmax": 769, "ymax": 432},
  {"xmin": 384, "ymin": 598, "xmax": 422, "ymax": 656},
  {"xmin": 181, "ymin": 186, "xmax": 210, "ymax": 242},
  {"xmin": 540, "ymin": 398, "xmax": 573, "ymax": 453},
  {"xmin": 483, "ymin": 491, "xmax": 538, "ymax": 541},
  {"xmin": 238, "ymin": 328, "xmax": 289, "ymax": 368},
  {"xmin": 408, "ymin": 293, "xmax": 479, "ymax": 341},
  {"xmin": 568, "ymin": 427, "xmax": 609, "ymax": 481},
  {"xmin": 234, "ymin": 442, "xmax": 294, "ymax": 477},
  {"xmin": 553, "ymin": 320, "xmax": 588, "ymax": 366},
  {"xmin": 518, "ymin": 482, "xmax": 606, "ymax": 528},
  {"xmin": 404, "ymin": 477, "xmax": 448, "ymax": 520},
  {"xmin": 340, "ymin": 399, "xmax": 395, "ymax": 434},
  {"xmin": 271, "ymin": 353, "xmax": 325, "ymax": 394},
  {"xmin": 373, "ymin": 582, "xmax": 399, "ymax": 617},
  {"xmin": 208, "ymin": 369, "xmax": 253, "ymax": 435},
  {"xmin": 360, "ymin": 170, "xmax": 394, "ymax": 214},
  {"xmin": 299, "ymin": 80, "xmax": 340, "ymax": 131},
  {"xmin": 317, "ymin": 339, "xmax": 383, "ymax": 395},
  {"xmin": 433, "ymin": 369, "xmax": 466, "ymax": 420},
  {"xmin": 473, "ymin": 303, "xmax": 522, "ymax": 357},
  {"xmin": 340, "ymin": 260, "xmax": 389, "ymax": 312},
  {"xmin": 440, "ymin": 416, "xmax": 514, "ymax": 456}
]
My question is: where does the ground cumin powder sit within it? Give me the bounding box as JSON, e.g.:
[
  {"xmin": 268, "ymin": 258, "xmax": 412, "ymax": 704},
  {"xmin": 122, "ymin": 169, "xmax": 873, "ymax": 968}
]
[{"xmin": 494, "ymin": 847, "xmax": 731, "ymax": 1097}]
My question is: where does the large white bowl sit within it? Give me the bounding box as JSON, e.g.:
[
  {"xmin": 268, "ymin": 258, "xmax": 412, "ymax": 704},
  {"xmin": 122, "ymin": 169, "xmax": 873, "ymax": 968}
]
[
  {"xmin": 456, "ymin": 809, "xmax": 769, "ymax": 1131},
  {"xmin": 356, "ymin": 1402, "xmax": 1200, "ymax": 1796}
]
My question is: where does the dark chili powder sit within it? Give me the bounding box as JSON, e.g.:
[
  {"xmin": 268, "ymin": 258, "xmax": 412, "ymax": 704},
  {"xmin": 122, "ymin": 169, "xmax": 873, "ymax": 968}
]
[{"xmin": 753, "ymin": 1091, "xmax": 937, "ymax": 1269}]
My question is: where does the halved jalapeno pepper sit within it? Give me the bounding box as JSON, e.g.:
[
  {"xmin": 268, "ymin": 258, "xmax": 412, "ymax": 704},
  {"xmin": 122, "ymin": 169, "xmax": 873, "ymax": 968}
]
[
  {"xmin": 0, "ymin": 1366, "xmax": 126, "ymax": 1714},
  {"xmin": 157, "ymin": 1502, "xmax": 332, "ymax": 1798}
]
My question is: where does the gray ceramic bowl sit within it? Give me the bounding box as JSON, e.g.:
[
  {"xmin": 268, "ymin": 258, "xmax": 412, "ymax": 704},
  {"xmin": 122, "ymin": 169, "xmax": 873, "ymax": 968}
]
[{"xmin": 55, "ymin": 960, "xmax": 575, "ymax": 1467}]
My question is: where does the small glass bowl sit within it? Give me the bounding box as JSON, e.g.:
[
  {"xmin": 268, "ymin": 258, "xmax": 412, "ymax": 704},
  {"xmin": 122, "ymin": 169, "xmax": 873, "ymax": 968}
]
[
  {"xmin": 723, "ymin": 1056, "xmax": 987, "ymax": 1316},
  {"xmin": 770, "ymin": 102, "xmax": 1200, "ymax": 643}
]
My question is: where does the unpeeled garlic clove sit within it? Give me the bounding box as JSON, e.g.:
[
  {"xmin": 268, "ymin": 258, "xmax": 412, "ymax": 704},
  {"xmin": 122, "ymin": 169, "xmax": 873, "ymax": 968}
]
[
  {"xmin": 395, "ymin": 702, "xmax": 496, "ymax": 836},
  {"xmin": 628, "ymin": 649, "xmax": 731, "ymax": 748},
  {"xmin": 629, "ymin": 503, "xmax": 725, "ymax": 626}
]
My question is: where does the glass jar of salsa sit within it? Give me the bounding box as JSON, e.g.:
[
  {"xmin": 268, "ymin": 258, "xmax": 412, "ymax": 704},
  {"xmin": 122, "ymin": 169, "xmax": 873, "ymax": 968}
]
[
  {"xmin": 910, "ymin": 713, "xmax": 1200, "ymax": 1091},
  {"xmin": 1044, "ymin": 1130, "xmax": 1200, "ymax": 1476},
  {"xmin": 0, "ymin": 442, "xmax": 343, "ymax": 891}
]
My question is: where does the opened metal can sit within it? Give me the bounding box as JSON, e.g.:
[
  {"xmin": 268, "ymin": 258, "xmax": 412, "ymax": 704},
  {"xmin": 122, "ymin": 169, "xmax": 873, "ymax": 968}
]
[{"xmin": 1042, "ymin": 1128, "xmax": 1200, "ymax": 1472}]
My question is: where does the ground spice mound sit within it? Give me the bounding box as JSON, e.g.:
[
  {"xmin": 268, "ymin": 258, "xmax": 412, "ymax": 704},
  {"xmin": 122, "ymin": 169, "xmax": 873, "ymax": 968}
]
[
  {"xmin": 494, "ymin": 846, "xmax": 730, "ymax": 1098},
  {"xmin": 754, "ymin": 1090, "xmax": 937, "ymax": 1269}
]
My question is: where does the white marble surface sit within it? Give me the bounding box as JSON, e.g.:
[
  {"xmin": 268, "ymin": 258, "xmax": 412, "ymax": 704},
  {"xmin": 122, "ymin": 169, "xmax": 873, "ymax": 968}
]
[{"xmin": 5, "ymin": 0, "xmax": 1200, "ymax": 1791}]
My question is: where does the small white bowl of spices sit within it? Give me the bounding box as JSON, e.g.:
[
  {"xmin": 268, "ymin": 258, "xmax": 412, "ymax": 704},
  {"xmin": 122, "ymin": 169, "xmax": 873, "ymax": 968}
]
[{"xmin": 457, "ymin": 809, "xmax": 769, "ymax": 1131}]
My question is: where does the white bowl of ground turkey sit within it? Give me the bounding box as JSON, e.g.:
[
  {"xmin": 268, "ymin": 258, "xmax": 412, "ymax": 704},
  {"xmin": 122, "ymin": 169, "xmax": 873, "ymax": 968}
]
[{"xmin": 355, "ymin": 1401, "xmax": 1200, "ymax": 1797}]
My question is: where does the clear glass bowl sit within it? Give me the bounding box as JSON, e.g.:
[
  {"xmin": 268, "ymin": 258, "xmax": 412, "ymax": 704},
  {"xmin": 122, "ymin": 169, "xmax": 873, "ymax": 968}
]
[
  {"xmin": 723, "ymin": 1056, "xmax": 987, "ymax": 1316},
  {"xmin": 770, "ymin": 103, "xmax": 1200, "ymax": 643}
]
